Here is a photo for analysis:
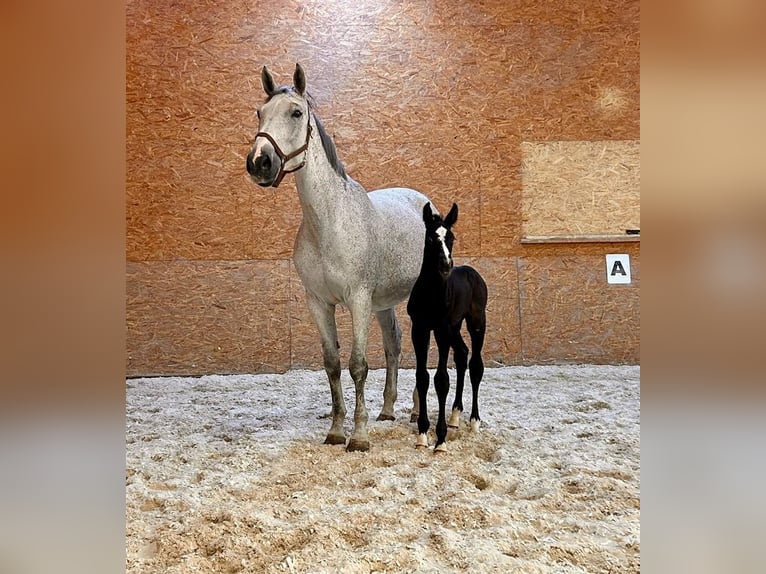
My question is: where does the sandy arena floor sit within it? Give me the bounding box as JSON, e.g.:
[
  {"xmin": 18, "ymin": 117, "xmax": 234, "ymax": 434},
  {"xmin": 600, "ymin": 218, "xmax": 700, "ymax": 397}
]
[{"xmin": 126, "ymin": 365, "xmax": 640, "ymax": 573}]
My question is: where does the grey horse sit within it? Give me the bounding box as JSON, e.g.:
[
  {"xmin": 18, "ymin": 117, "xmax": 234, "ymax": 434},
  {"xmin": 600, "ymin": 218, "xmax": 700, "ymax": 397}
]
[{"xmin": 246, "ymin": 64, "xmax": 432, "ymax": 451}]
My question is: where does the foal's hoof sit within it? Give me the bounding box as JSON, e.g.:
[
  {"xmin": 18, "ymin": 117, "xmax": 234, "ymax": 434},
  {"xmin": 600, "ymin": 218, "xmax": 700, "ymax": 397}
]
[
  {"xmin": 324, "ymin": 433, "xmax": 346, "ymax": 446},
  {"xmin": 346, "ymin": 439, "xmax": 370, "ymax": 452},
  {"xmin": 434, "ymin": 442, "xmax": 448, "ymax": 453},
  {"xmin": 470, "ymin": 419, "xmax": 482, "ymax": 433},
  {"xmin": 376, "ymin": 412, "xmax": 395, "ymax": 422},
  {"xmin": 415, "ymin": 433, "xmax": 429, "ymax": 449},
  {"xmin": 446, "ymin": 426, "xmax": 459, "ymax": 441}
]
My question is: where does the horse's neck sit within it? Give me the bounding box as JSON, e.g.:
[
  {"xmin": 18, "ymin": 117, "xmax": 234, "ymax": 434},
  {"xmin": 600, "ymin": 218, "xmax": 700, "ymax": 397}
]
[
  {"xmin": 294, "ymin": 116, "xmax": 369, "ymax": 230},
  {"xmin": 414, "ymin": 262, "xmax": 448, "ymax": 297}
]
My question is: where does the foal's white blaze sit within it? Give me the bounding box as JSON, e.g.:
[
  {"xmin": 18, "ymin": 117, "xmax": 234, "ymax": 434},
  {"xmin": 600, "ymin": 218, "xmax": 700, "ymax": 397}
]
[{"xmin": 435, "ymin": 226, "xmax": 451, "ymax": 266}]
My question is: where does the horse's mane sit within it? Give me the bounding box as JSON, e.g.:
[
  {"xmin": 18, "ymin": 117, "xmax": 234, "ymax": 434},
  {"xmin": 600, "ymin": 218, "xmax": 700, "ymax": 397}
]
[
  {"xmin": 267, "ymin": 87, "xmax": 347, "ymax": 180},
  {"xmin": 312, "ymin": 113, "xmax": 347, "ymax": 180}
]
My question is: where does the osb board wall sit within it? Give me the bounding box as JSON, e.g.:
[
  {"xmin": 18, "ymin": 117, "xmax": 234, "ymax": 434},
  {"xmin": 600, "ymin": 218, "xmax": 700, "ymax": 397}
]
[
  {"xmin": 126, "ymin": 0, "xmax": 640, "ymax": 375},
  {"xmin": 519, "ymin": 250, "xmax": 640, "ymax": 364},
  {"xmin": 288, "ymin": 257, "xmax": 522, "ymax": 372},
  {"xmin": 521, "ymin": 140, "xmax": 640, "ymax": 237},
  {"xmin": 126, "ymin": 260, "xmax": 291, "ymax": 375}
]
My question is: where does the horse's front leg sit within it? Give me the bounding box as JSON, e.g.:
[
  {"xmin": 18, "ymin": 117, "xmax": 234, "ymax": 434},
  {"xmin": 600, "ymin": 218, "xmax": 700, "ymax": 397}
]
[
  {"xmin": 306, "ymin": 294, "xmax": 346, "ymax": 446},
  {"xmin": 411, "ymin": 321, "xmax": 431, "ymax": 448},
  {"xmin": 433, "ymin": 326, "xmax": 452, "ymax": 452},
  {"xmin": 346, "ymin": 294, "xmax": 373, "ymax": 452}
]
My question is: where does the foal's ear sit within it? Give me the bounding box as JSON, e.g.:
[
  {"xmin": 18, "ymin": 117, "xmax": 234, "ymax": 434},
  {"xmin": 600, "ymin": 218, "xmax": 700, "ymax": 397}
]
[
  {"xmin": 261, "ymin": 66, "xmax": 276, "ymax": 96},
  {"xmin": 422, "ymin": 202, "xmax": 435, "ymax": 225},
  {"xmin": 293, "ymin": 63, "xmax": 306, "ymax": 95},
  {"xmin": 444, "ymin": 203, "xmax": 459, "ymax": 227}
]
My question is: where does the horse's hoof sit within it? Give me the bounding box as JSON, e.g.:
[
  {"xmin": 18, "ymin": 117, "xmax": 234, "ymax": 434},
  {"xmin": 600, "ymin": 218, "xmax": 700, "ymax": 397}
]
[
  {"xmin": 346, "ymin": 439, "xmax": 370, "ymax": 452},
  {"xmin": 470, "ymin": 419, "xmax": 481, "ymax": 433},
  {"xmin": 448, "ymin": 409, "xmax": 461, "ymax": 428},
  {"xmin": 415, "ymin": 433, "xmax": 429, "ymax": 449},
  {"xmin": 377, "ymin": 413, "xmax": 395, "ymax": 422},
  {"xmin": 324, "ymin": 433, "xmax": 346, "ymax": 445},
  {"xmin": 434, "ymin": 442, "xmax": 448, "ymax": 453},
  {"xmin": 410, "ymin": 413, "xmax": 419, "ymax": 423},
  {"xmin": 446, "ymin": 427, "xmax": 459, "ymax": 441}
]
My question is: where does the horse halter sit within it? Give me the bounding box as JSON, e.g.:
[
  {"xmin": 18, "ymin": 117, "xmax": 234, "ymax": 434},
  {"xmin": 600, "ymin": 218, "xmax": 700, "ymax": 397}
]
[{"xmin": 254, "ymin": 112, "xmax": 313, "ymax": 187}]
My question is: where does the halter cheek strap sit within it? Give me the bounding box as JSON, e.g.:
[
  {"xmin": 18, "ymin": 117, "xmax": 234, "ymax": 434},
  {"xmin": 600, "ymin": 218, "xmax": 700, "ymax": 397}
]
[{"xmin": 254, "ymin": 114, "xmax": 313, "ymax": 187}]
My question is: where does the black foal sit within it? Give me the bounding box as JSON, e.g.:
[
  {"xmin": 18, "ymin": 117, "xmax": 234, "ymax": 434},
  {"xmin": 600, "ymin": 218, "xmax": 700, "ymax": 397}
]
[{"xmin": 406, "ymin": 202, "xmax": 488, "ymax": 451}]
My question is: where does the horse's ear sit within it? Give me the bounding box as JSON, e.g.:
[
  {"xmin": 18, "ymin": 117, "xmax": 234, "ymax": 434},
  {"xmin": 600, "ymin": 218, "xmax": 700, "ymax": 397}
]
[
  {"xmin": 444, "ymin": 203, "xmax": 458, "ymax": 227},
  {"xmin": 293, "ymin": 63, "xmax": 306, "ymax": 95},
  {"xmin": 422, "ymin": 202, "xmax": 435, "ymax": 225},
  {"xmin": 261, "ymin": 66, "xmax": 276, "ymax": 96}
]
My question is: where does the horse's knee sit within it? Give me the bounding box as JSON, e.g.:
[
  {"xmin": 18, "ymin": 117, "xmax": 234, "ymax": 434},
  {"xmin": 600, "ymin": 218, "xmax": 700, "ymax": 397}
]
[
  {"xmin": 453, "ymin": 345, "xmax": 468, "ymax": 371},
  {"xmin": 349, "ymin": 354, "xmax": 368, "ymax": 384},
  {"xmin": 323, "ymin": 355, "xmax": 341, "ymax": 382},
  {"xmin": 434, "ymin": 369, "xmax": 449, "ymax": 397},
  {"xmin": 469, "ymin": 356, "xmax": 484, "ymax": 381}
]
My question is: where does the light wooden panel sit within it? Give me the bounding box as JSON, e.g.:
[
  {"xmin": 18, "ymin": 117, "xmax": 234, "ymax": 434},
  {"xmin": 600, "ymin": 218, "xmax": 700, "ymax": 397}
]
[{"xmin": 521, "ymin": 140, "xmax": 640, "ymax": 238}]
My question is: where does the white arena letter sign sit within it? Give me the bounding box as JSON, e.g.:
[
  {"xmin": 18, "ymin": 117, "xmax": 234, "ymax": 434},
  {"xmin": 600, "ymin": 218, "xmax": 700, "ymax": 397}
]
[{"xmin": 606, "ymin": 254, "xmax": 631, "ymax": 284}]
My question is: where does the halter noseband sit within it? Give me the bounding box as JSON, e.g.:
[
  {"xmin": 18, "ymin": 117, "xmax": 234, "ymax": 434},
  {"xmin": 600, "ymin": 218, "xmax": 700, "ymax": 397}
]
[{"xmin": 254, "ymin": 113, "xmax": 313, "ymax": 187}]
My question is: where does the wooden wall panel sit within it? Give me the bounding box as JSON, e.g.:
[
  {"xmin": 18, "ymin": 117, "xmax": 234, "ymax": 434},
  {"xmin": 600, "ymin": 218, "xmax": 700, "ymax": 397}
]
[
  {"xmin": 519, "ymin": 251, "xmax": 640, "ymax": 364},
  {"xmin": 288, "ymin": 257, "xmax": 520, "ymax": 371},
  {"xmin": 126, "ymin": 0, "xmax": 640, "ymax": 374},
  {"xmin": 127, "ymin": 260, "xmax": 290, "ymax": 375}
]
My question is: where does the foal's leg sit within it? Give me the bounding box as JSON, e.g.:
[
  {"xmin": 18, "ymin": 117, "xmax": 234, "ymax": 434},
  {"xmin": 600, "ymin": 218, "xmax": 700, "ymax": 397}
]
[
  {"xmin": 411, "ymin": 321, "xmax": 431, "ymax": 448},
  {"xmin": 466, "ymin": 313, "xmax": 486, "ymax": 432},
  {"xmin": 375, "ymin": 308, "xmax": 401, "ymax": 421},
  {"xmin": 306, "ymin": 293, "xmax": 345, "ymax": 445},
  {"xmin": 449, "ymin": 323, "xmax": 468, "ymax": 430},
  {"xmin": 433, "ymin": 327, "xmax": 452, "ymax": 452},
  {"xmin": 346, "ymin": 294, "xmax": 373, "ymax": 452}
]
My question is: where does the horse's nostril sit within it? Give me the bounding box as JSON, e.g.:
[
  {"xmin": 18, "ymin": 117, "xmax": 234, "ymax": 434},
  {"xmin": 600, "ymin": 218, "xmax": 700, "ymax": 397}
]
[{"xmin": 261, "ymin": 154, "xmax": 271, "ymax": 170}]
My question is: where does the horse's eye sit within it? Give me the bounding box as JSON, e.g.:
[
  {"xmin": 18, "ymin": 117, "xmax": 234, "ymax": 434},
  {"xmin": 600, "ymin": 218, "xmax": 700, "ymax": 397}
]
[{"xmin": 292, "ymin": 109, "xmax": 303, "ymax": 118}]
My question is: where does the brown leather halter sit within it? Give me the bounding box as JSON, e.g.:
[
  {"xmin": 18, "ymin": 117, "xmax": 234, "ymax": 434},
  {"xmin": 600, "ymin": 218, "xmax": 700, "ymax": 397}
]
[{"xmin": 254, "ymin": 113, "xmax": 312, "ymax": 187}]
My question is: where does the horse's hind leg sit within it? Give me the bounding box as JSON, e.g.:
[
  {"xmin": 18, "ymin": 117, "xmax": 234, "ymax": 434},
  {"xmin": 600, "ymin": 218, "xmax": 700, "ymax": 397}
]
[
  {"xmin": 449, "ymin": 324, "xmax": 468, "ymax": 430},
  {"xmin": 466, "ymin": 312, "xmax": 486, "ymax": 432},
  {"xmin": 375, "ymin": 308, "xmax": 401, "ymax": 421},
  {"xmin": 306, "ymin": 293, "xmax": 346, "ymax": 445}
]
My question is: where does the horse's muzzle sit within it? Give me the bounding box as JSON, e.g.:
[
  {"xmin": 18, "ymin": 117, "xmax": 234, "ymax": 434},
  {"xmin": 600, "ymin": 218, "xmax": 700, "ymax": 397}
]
[{"xmin": 246, "ymin": 148, "xmax": 280, "ymax": 187}]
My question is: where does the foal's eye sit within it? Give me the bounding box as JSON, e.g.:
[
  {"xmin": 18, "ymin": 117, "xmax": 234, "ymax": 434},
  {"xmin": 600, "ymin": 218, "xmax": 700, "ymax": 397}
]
[{"xmin": 291, "ymin": 109, "xmax": 303, "ymax": 118}]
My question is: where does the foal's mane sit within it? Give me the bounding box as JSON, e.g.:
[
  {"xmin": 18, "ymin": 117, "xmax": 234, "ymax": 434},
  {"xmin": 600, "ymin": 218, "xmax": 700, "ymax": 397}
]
[{"xmin": 266, "ymin": 86, "xmax": 347, "ymax": 180}]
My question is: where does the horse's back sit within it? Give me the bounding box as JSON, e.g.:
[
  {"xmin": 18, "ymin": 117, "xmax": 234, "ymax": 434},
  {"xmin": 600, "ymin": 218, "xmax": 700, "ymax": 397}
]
[{"xmin": 369, "ymin": 187, "xmax": 430, "ymax": 221}]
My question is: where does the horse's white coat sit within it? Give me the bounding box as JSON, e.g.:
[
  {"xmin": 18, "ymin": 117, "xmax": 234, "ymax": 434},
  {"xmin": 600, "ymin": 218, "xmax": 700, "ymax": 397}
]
[
  {"xmin": 250, "ymin": 71, "xmax": 432, "ymax": 451},
  {"xmin": 252, "ymin": 137, "xmax": 268, "ymax": 160}
]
